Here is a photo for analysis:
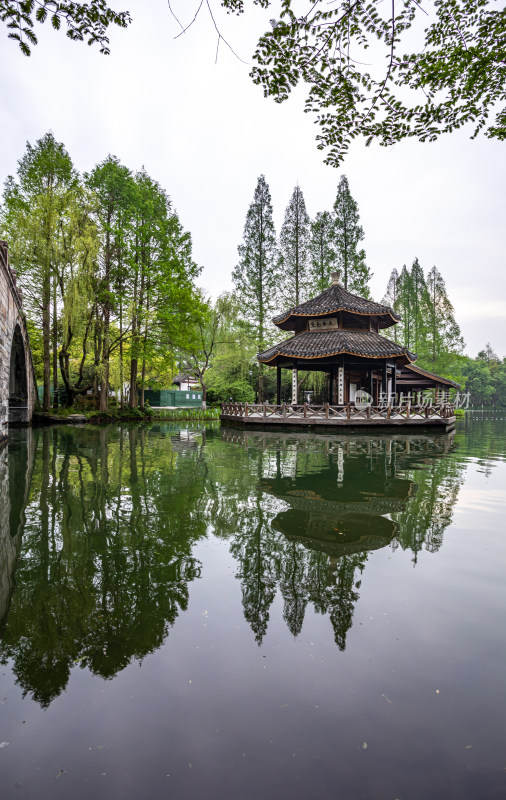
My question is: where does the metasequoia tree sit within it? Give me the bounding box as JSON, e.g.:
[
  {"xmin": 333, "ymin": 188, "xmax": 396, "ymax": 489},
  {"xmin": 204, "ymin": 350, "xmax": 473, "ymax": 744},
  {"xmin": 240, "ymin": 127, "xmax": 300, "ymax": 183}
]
[
  {"xmin": 308, "ymin": 211, "xmax": 336, "ymax": 295},
  {"xmin": 382, "ymin": 260, "xmax": 464, "ymax": 371},
  {"xmin": 232, "ymin": 175, "xmax": 278, "ymax": 401},
  {"xmin": 279, "ymin": 185, "xmax": 311, "ymax": 306},
  {"xmin": 409, "ymin": 257, "xmax": 432, "ymax": 360},
  {"xmin": 333, "ymin": 175, "xmax": 371, "ymax": 296},
  {"xmin": 426, "ymin": 265, "xmax": 465, "ymax": 366},
  {"xmin": 126, "ymin": 169, "xmax": 200, "ymax": 409},
  {"xmin": 382, "ymin": 267, "xmax": 400, "ymax": 342},
  {"xmin": 87, "ymin": 157, "xmax": 135, "ymax": 411}
]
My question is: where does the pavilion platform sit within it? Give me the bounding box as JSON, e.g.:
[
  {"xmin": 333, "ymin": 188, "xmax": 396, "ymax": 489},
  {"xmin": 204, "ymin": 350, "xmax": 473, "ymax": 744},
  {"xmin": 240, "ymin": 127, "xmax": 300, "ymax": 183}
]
[{"xmin": 220, "ymin": 402, "xmax": 456, "ymax": 432}]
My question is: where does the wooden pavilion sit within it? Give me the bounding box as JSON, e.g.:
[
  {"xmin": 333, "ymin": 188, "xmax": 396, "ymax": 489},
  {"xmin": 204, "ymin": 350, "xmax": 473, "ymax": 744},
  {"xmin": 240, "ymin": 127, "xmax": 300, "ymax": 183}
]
[{"xmin": 220, "ymin": 271, "xmax": 458, "ymax": 430}]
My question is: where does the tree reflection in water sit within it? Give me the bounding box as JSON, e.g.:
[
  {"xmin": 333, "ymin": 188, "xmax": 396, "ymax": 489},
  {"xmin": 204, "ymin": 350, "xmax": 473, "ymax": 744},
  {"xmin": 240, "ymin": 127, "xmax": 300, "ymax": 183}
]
[
  {"xmin": 224, "ymin": 429, "xmax": 462, "ymax": 648},
  {"xmin": 0, "ymin": 425, "xmax": 203, "ymax": 707},
  {"xmin": 0, "ymin": 423, "xmax": 465, "ymax": 707}
]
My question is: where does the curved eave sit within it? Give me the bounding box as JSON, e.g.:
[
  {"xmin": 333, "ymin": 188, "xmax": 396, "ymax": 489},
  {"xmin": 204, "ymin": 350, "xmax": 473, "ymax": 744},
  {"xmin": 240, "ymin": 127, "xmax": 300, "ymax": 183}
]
[
  {"xmin": 273, "ymin": 308, "xmax": 399, "ymax": 332},
  {"xmin": 259, "ymin": 348, "xmax": 413, "ymax": 366},
  {"xmin": 402, "ymin": 364, "xmax": 461, "ymax": 389},
  {"xmin": 258, "ymin": 331, "xmax": 415, "ymax": 366}
]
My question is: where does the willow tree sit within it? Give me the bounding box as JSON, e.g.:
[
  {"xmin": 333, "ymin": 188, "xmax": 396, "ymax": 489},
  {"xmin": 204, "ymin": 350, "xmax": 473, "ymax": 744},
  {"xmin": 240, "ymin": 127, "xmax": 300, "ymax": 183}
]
[
  {"xmin": 232, "ymin": 175, "xmax": 278, "ymax": 401},
  {"xmin": 1, "ymin": 132, "xmax": 78, "ymax": 410},
  {"xmin": 57, "ymin": 186, "xmax": 99, "ymax": 406}
]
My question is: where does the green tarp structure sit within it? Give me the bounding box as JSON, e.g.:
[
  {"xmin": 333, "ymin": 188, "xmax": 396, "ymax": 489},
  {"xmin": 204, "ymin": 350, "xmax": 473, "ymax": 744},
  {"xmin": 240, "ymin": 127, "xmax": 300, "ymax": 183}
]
[{"xmin": 144, "ymin": 389, "xmax": 203, "ymax": 407}]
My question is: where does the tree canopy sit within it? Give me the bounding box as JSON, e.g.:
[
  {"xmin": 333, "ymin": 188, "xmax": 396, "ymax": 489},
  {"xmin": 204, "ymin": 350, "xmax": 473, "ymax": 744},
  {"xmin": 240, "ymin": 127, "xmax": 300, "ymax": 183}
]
[
  {"xmin": 5, "ymin": 2, "xmax": 504, "ymax": 165},
  {"xmin": 221, "ymin": 0, "xmax": 506, "ymax": 165},
  {"xmin": 0, "ymin": 0, "xmax": 130, "ymax": 55}
]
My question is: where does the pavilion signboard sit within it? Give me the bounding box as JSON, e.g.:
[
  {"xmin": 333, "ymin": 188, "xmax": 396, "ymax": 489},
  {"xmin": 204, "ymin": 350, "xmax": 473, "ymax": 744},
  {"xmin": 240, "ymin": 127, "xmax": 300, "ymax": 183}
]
[{"xmin": 308, "ymin": 317, "xmax": 338, "ymax": 331}]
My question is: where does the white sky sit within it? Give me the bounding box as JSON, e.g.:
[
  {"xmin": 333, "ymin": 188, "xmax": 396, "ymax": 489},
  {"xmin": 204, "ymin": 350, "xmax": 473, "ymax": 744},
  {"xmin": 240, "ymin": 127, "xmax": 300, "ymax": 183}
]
[{"xmin": 0, "ymin": 0, "xmax": 504, "ymax": 357}]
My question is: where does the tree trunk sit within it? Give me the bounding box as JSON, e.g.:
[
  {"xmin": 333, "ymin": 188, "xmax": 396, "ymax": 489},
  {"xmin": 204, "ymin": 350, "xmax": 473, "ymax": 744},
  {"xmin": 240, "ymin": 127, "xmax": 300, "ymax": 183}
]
[
  {"xmin": 52, "ymin": 273, "xmax": 58, "ymax": 408},
  {"xmin": 99, "ymin": 316, "xmax": 109, "ymax": 412},
  {"xmin": 119, "ymin": 290, "xmax": 124, "ymax": 410},
  {"xmin": 42, "ymin": 270, "xmax": 51, "ymax": 411},
  {"xmin": 129, "ymin": 243, "xmax": 141, "ymax": 408},
  {"xmin": 59, "ymin": 349, "xmax": 93, "ymax": 407}
]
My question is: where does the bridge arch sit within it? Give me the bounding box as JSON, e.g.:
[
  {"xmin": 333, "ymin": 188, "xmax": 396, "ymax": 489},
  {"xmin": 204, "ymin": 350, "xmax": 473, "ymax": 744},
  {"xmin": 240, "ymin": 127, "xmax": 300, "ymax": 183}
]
[
  {"xmin": 9, "ymin": 323, "xmax": 28, "ymax": 422},
  {"xmin": 1, "ymin": 241, "xmax": 37, "ymax": 441}
]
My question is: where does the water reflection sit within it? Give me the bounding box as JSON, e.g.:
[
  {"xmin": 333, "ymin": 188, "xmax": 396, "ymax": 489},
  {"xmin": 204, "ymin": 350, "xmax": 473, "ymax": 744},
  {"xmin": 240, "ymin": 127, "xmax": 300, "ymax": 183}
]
[
  {"xmin": 0, "ymin": 425, "xmax": 202, "ymax": 707},
  {"xmin": 0, "ymin": 422, "xmax": 467, "ymax": 706},
  {"xmin": 225, "ymin": 429, "xmax": 460, "ymax": 648},
  {"xmin": 0, "ymin": 430, "xmax": 36, "ymax": 633}
]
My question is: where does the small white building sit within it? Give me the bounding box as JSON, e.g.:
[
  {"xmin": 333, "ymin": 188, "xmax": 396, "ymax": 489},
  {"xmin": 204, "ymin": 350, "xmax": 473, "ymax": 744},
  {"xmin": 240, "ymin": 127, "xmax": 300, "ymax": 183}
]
[{"xmin": 171, "ymin": 373, "xmax": 200, "ymax": 392}]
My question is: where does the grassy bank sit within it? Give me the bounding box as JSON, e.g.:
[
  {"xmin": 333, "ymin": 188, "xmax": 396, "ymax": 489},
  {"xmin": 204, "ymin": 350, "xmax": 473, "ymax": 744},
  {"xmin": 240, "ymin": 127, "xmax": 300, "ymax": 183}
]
[{"xmin": 34, "ymin": 405, "xmax": 221, "ymax": 425}]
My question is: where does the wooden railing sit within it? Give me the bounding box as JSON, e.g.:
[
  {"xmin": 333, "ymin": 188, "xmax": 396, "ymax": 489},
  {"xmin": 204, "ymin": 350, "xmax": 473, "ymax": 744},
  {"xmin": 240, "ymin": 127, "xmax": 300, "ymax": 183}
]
[{"xmin": 220, "ymin": 402, "xmax": 456, "ymax": 420}]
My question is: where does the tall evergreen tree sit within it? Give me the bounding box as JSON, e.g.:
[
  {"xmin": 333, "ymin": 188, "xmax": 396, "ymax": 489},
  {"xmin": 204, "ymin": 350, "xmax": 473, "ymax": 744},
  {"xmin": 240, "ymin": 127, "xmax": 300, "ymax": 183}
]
[
  {"xmin": 333, "ymin": 175, "xmax": 371, "ymax": 296},
  {"xmin": 395, "ymin": 265, "xmax": 414, "ymax": 351},
  {"xmin": 308, "ymin": 211, "xmax": 336, "ymax": 295},
  {"xmin": 232, "ymin": 175, "xmax": 277, "ymax": 401},
  {"xmin": 410, "ymin": 257, "xmax": 432, "ymax": 360},
  {"xmin": 127, "ymin": 169, "xmax": 200, "ymax": 409},
  {"xmin": 279, "ymin": 185, "xmax": 310, "ymax": 306},
  {"xmin": 87, "ymin": 156, "xmax": 135, "ymax": 411},
  {"xmin": 382, "ymin": 267, "xmax": 400, "ymax": 342},
  {"xmin": 426, "ymin": 266, "xmax": 465, "ymax": 367}
]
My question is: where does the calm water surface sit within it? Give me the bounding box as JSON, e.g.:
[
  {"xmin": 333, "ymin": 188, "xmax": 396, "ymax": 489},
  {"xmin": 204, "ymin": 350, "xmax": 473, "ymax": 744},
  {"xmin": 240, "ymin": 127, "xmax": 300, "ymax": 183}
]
[{"xmin": 1, "ymin": 418, "xmax": 505, "ymax": 799}]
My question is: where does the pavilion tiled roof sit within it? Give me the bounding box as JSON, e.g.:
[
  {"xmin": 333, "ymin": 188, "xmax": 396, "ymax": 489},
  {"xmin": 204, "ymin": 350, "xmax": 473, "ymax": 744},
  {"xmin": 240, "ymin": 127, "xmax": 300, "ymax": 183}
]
[
  {"xmin": 258, "ymin": 330, "xmax": 415, "ymax": 364},
  {"xmin": 400, "ymin": 364, "xmax": 461, "ymax": 389},
  {"xmin": 273, "ymin": 283, "xmax": 399, "ymax": 330}
]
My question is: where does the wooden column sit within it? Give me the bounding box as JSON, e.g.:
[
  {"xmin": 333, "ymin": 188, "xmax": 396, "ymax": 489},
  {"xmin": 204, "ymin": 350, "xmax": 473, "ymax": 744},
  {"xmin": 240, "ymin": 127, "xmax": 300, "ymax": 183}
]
[
  {"xmin": 369, "ymin": 370, "xmax": 374, "ymax": 399},
  {"xmin": 383, "ymin": 363, "xmax": 388, "ymax": 397},
  {"xmin": 276, "ymin": 365, "xmax": 281, "ymax": 405},
  {"xmin": 329, "ymin": 371, "xmax": 334, "ymax": 404},
  {"xmin": 291, "ymin": 365, "xmax": 298, "ymax": 404},
  {"xmin": 392, "ymin": 364, "xmax": 397, "ymax": 401},
  {"xmin": 337, "ymin": 366, "xmax": 344, "ymax": 405}
]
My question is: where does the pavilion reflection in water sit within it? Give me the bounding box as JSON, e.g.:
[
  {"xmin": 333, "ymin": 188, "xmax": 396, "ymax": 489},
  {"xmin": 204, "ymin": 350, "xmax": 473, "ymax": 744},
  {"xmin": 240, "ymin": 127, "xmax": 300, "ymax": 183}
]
[{"xmin": 223, "ymin": 427, "xmax": 457, "ymax": 648}]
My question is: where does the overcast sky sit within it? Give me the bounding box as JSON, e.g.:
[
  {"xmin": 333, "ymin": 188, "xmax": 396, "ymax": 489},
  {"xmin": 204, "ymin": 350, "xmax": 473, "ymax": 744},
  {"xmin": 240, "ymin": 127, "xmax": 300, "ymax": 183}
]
[{"xmin": 1, "ymin": 0, "xmax": 504, "ymax": 356}]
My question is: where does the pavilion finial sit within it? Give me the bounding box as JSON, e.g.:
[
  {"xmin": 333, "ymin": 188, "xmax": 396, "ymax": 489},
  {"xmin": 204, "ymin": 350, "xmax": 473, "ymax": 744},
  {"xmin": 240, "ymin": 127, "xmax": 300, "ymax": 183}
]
[{"xmin": 331, "ymin": 270, "xmax": 342, "ymax": 286}]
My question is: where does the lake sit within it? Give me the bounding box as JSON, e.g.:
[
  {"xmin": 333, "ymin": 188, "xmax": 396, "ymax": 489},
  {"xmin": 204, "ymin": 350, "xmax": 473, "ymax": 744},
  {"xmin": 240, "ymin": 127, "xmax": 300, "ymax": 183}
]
[{"xmin": 1, "ymin": 418, "xmax": 505, "ymax": 799}]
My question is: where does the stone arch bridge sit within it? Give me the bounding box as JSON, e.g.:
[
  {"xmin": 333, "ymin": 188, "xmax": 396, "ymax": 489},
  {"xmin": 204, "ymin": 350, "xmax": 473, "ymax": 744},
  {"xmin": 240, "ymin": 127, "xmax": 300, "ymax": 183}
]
[{"xmin": 0, "ymin": 241, "xmax": 37, "ymax": 444}]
